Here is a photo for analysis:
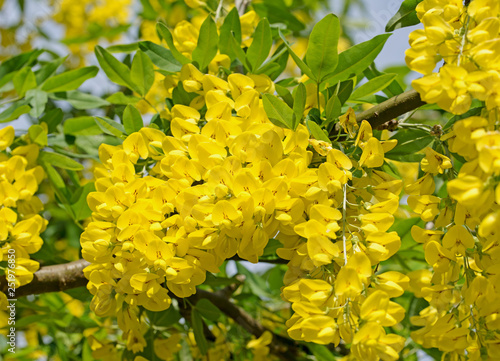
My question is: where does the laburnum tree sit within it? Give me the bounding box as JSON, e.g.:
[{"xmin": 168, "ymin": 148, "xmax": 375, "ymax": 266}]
[{"xmin": 1, "ymin": 0, "xmax": 500, "ymax": 360}]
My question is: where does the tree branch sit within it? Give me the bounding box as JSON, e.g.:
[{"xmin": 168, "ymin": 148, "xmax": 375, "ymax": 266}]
[
  {"xmin": 0, "ymin": 259, "xmax": 90, "ymax": 297},
  {"xmin": 189, "ymin": 289, "xmax": 300, "ymax": 361},
  {"xmin": 355, "ymin": 89, "xmax": 425, "ymax": 129}
]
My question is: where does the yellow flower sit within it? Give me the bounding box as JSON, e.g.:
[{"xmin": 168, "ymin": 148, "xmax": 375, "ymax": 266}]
[
  {"xmin": 442, "ymin": 225, "xmax": 475, "ymax": 255},
  {"xmin": 0, "ymin": 126, "xmax": 14, "ymax": 150},
  {"xmin": 338, "ymin": 107, "xmax": 358, "ymax": 138},
  {"xmin": 359, "ymin": 137, "xmax": 385, "ymax": 168},
  {"xmin": 352, "ymin": 323, "xmax": 405, "ymax": 361},
  {"xmin": 420, "ymin": 147, "xmax": 452, "ymax": 174},
  {"xmin": 407, "ymin": 195, "xmax": 440, "ymax": 221}
]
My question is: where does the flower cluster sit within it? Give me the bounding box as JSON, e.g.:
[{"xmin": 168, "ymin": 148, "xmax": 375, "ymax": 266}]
[
  {"xmin": 279, "ymin": 120, "xmax": 408, "ymax": 360},
  {"xmin": 81, "ymin": 66, "xmax": 330, "ymax": 353},
  {"xmin": 407, "ymin": 0, "xmax": 500, "ymax": 114},
  {"xmin": 0, "ymin": 126, "xmax": 47, "ymax": 327},
  {"xmin": 405, "ymin": 114, "xmax": 500, "ymax": 359}
]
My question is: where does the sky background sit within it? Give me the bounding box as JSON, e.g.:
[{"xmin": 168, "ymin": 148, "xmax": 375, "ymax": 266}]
[{"xmin": 335, "ymin": 0, "xmax": 422, "ymax": 69}]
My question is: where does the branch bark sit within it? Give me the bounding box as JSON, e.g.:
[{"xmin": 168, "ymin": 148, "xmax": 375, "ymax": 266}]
[
  {"xmin": 355, "ymin": 89, "xmax": 425, "ymax": 129},
  {"xmin": 0, "ymin": 259, "xmax": 90, "ymax": 297},
  {"xmin": 189, "ymin": 289, "xmax": 300, "ymax": 360}
]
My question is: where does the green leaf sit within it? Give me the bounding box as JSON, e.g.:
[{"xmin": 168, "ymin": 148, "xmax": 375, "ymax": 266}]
[
  {"xmin": 306, "ymin": 118, "xmax": 330, "ymax": 143},
  {"xmin": 364, "ymin": 65, "xmax": 404, "ymax": 97},
  {"xmin": 275, "ymin": 84, "xmax": 293, "ymax": 108},
  {"xmin": 95, "ymin": 46, "xmax": 140, "ymax": 93},
  {"xmin": 64, "ymin": 116, "xmax": 102, "ymax": 136},
  {"xmin": 131, "ymin": 50, "xmax": 155, "ymax": 96},
  {"xmin": 255, "ymin": 43, "xmax": 288, "ymax": 75},
  {"xmin": 192, "ymin": 15, "xmax": 218, "ymax": 71},
  {"xmin": 235, "ymin": 262, "xmax": 271, "ymax": 299},
  {"xmin": 195, "ymin": 299, "xmax": 221, "ymax": 322},
  {"xmin": 262, "ymin": 93, "xmax": 296, "ymax": 130},
  {"xmin": 0, "ymin": 103, "xmax": 31, "ymax": 123},
  {"xmin": 337, "ymin": 80, "xmax": 354, "ymax": 105},
  {"xmin": 253, "ymin": 3, "xmax": 305, "ymax": 32},
  {"xmin": 386, "ymin": 129, "xmax": 434, "ymax": 156},
  {"xmin": 95, "ymin": 116, "xmax": 126, "ymax": 137},
  {"xmin": 229, "ymin": 32, "xmax": 249, "ymax": 71},
  {"xmin": 70, "ymin": 182, "xmax": 95, "ymax": 221},
  {"xmin": 309, "ymin": 344, "xmax": 337, "ymax": 361},
  {"xmin": 146, "ymin": 307, "xmax": 182, "ymax": 327},
  {"xmin": 41, "ymin": 66, "xmax": 98, "ymax": 92},
  {"xmin": 279, "ymin": 30, "xmax": 315, "ymax": 80},
  {"xmin": 107, "ymin": 42, "xmax": 140, "ymax": 53},
  {"xmin": 0, "ymin": 72, "xmax": 14, "ymax": 92},
  {"xmin": 324, "ymin": 34, "xmax": 391, "ymax": 84},
  {"xmin": 50, "ymin": 91, "xmax": 110, "ymax": 110},
  {"xmin": 123, "ymin": 104, "xmax": 143, "ymax": 134},
  {"xmin": 0, "ymin": 49, "xmax": 43, "ymax": 79},
  {"xmin": 293, "ymin": 82, "xmax": 306, "ymax": 123},
  {"xmin": 28, "ymin": 124, "xmax": 48, "ymax": 146},
  {"xmin": 35, "ymin": 57, "xmax": 66, "ymax": 85},
  {"xmin": 219, "ymin": 7, "xmax": 242, "ymax": 61},
  {"xmin": 40, "ymin": 108, "xmax": 63, "ymax": 133},
  {"xmin": 325, "ymin": 95, "xmax": 342, "ymax": 123},
  {"xmin": 305, "ymin": 14, "xmax": 340, "ymax": 82},
  {"xmin": 246, "ymin": 18, "xmax": 272, "ymax": 71},
  {"xmin": 39, "ymin": 151, "xmax": 84, "ymax": 170},
  {"xmin": 13, "ymin": 67, "xmax": 37, "ymax": 96},
  {"xmin": 106, "ymin": 92, "xmax": 141, "ymax": 105},
  {"xmin": 139, "ymin": 0, "xmax": 157, "ymax": 20},
  {"xmin": 26, "ymin": 89, "xmax": 48, "ymax": 118},
  {"xmin": 261, "ymin": 238, "xmax": 282, "ymax": 259},
  {"xmin": 386, "ymin": 0, "xmax": 423, "ymax": 32},
  {"xmin": 156, "ymin": 22, "xmax": 191, "ymax": 64},
  {"xmin": 350, "ymin": 73, "xmax": 398, "ymax": 100},
  {"xmin": 191, "ymin": 310, "xmax": 208, "ymax": 355},
  {"xmin": 172, "ymin": 82, "xmax": 197, "ymax": 106},
  {"xmin": 138, "ymin": 41, "xmax": 182, "ymax": 73},
  {"xmin": 384, "ymin": 152, "xmax": 425, "ymax": 163},
  {"xmin": 204, "ymin": 273, "xmax": 241, "ymax": 287},
  {"xmin": 40, "ymin": 162, "xmax": 71, "ymax": 206}
]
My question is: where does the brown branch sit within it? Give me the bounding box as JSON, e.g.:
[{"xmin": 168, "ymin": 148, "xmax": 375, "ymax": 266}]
[
  {"xmin": 355, "ymin": 89, "xmax": 425, "ymax": 129},
  {"xmin": 0, "ymin": 259, "xmax": 90, "ymax": 297},
  {"xmin": 189, "ymin": 289, "xmax": 300, "ymax": 361}
]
